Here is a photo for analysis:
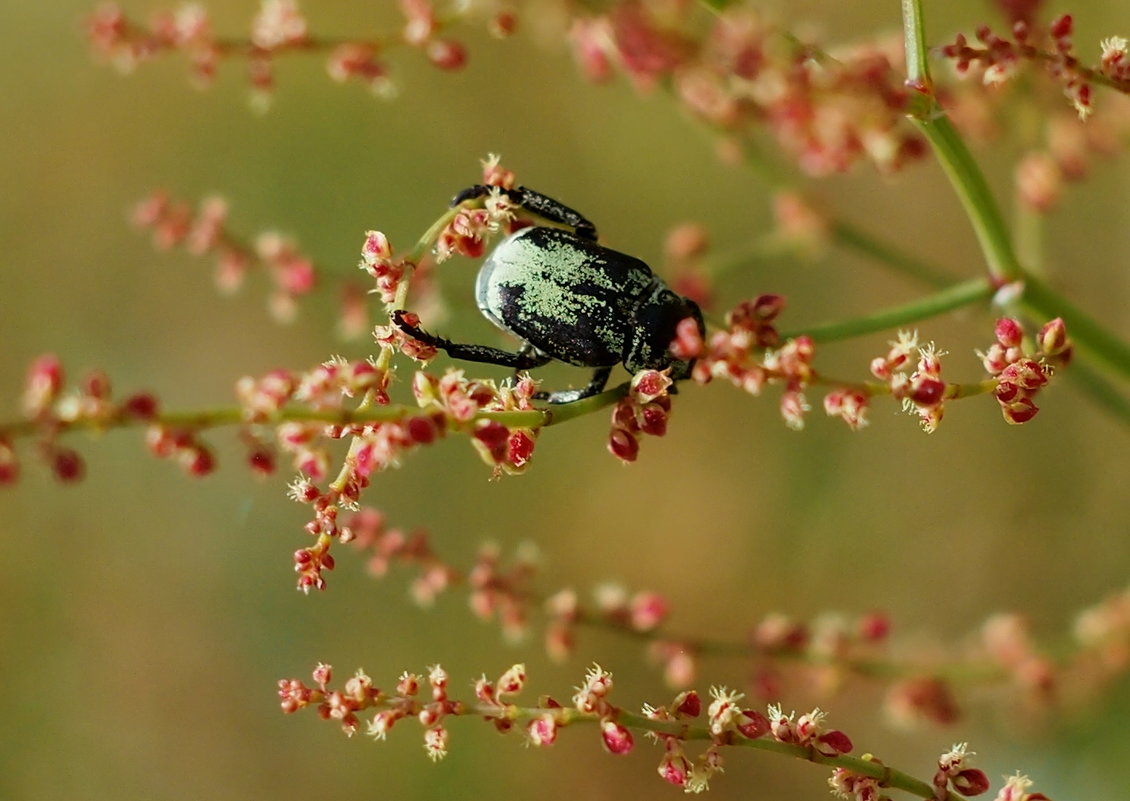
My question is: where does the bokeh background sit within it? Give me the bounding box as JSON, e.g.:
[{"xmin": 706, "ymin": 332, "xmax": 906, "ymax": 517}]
[{"xmin": 1, "ymin": 1, "xmax": 1128, "ymax": 799}]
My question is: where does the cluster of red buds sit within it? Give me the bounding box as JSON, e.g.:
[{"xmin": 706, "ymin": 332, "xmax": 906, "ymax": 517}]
[
  {"xmin": 980, "ymin": 317, "xmax": 1069, "ymax": 424},
  {"xmin": 132, "ymin": 191, "xmax": 319, "ymax": 323},
  {"xmin": 278, "ymin": 662, "xmax": 459, "ymax": 758},
  {"xmin": 939, "ymin": 14, "xmax": 1118, "ymax": 119},
  {"xmin": 432, "ymin": 156, "xmax": 518, "ymax": 262},
  {"xmin": 867, "ymin": 331, "xmax": 948, "ymax": 432},
  {"xmin": 4, "ymin": 354, "xmax": 164, "ymax": 483},
  {"xmin": 607, "ymin": 369, "xmax": 674, "ymax": 462},
  {"xmin": 87, "ymin": 1, "xmax": 516, "ymax": 99},
  {"xmin": 248, "ymin": 360, "xmax": 545, "ymax": 590},
  {"xmin": 413, "ymin": 368, "xmax": 540, "ymax": 476},
  {"xmin": 933, "ymin": 742, "xmax": 992, "ymax": 798},
  {"xmin": 568, "ymin": 3, "xmax": 926, "ymax": 176},
  {"xmin": 687, "ymin": 295, "xmax": 823, "ymax": 430}
]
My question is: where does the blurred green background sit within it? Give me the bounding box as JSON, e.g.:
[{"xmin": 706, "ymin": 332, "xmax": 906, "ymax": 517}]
[{"xmin": 1, "ymin": 2, "xmax": 1128, "ymax": 799}]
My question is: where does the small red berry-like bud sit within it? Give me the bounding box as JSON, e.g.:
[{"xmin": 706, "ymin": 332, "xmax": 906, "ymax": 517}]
[
  {"xmin": 361, "ymin": 230, "xmax": 392, "ymax": 264},
  {"xmin": 608, "ymin": 428, "xmax": 639, "ymax": 462},
  {"xmin": 181, "ymin": 444, "xmax": 216, "ymax": 476},
  {"xmin": 497, "ymin": 663, "xmax": 526, "ymax": 695},
  {"xmin": 122, "ymin": 392, "xmax": 159, "ymax": 419},
  {"xmin": 52, "ymin": 448, "xmax": 85, "ymax": 483},
  {"xmin": 247, "ymin": 445, "xmax": 276, "ymax": 475},
  {"xmin": 1037, "ymin": 317, "xmax": 1069, "ymax": 356},
  {"xmin": 506, "ymin": 429, "xmax": 536, "ymax": 469},
  {"xmin": 753, "ymin": 293, "xmax": 785, "ymax": 321},
  {"xmin": 600, "ymin": 719, "xmax": 634, "ymax": 755},
  {"xmin": 80, "ymin": 369, "xmax": 112, "ymax": 400},
  {"xmin": 406, "ymin": 415, "xmax": 439, "ymax": 445},
  {"xmin": 1049, "ymin": 14, "xmax": 1073, "ymax": 41},
  {"xmin": 670, "ymin": 316, "xmax": 703, "ymax": 360},
  {"xmin": 426, "ymin": 39, "xmax": 467, "ymax": 70},
  {"xmin": 312, "ymin": 662, "xmax": 332, "ymax": 688},
  {"xmin": 629, "ymin": 591, "xmax": 668, "ymax": 631},
  {"xmin": 673, "ymin": 690, "xmax": 701, "ymax": 718},
  {"xmin": 489, "ymin": 12, "xmax": 517, "ymax": 39},
  {"xmin": 815, "ymin": 729, "xmax": 853, "ymax": 756},
  {"xmin": 472, "ymin": 420, "xmax": 510, "ymax": 464},
  {"xmin": 994, "ymin": 318, "xmax": 1024, "ymax": 348},
  {"xmin": 658, "ymin": 751, "xmax": 691, "ymax": 786},
  {"xmin": 910, "ymin": 376, "xmax": 945, "ymax": 406},
  {"xmin": 23, "ymin": 354, "xmax": 64, "ymax": 416},
  {"xmin": 527, "ymin": 714, "xmax": 558, "ymax": 746},
  {"xmin": 952, "ymin": 768, "xmax": 991, "ymax": 796},
  {"xmin": 999, "ymin": 396, "xmax": 1040, "ymax": 424},
  {"xmin": 736, "ymin": 709, "xmax": 771, "ymax": 739},
  {"xmin": 858, "ymin": 611, "xmax": 891, "ymax": 641},
  {"xmin": 630, "ymin": 369, "xmax": 673, "ymax": 403},
  {"xmin": 636, "ymin": 403, "xmax": 669, "ymax": 437}
]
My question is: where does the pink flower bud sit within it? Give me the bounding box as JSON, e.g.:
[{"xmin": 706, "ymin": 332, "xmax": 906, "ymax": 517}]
[
  {"xmin": 52, "ymin": 448, "xmax": 85, "ymax": 483},
  {"xmin": 497, "ymin": 664, "xmax": 526, "ymax": 695},
  {"xmin": 952, "ymin": 768, "xmax": 991, "ymax": 796},
  {"xmin": 658, "ymin": 752, "xmax": 690, "ymax": 786},
  {"xmin": 527, "ymin": 714, "xmax": 557, "ymax": 747},
  {"xmin": 426, "ymin": 38, "xmax": 467, "ymax": 70},
  {"xmin": 600, "ymin": 719, "xmax": 634, "ymax": 755},
  {"xmin": 312, "ymin": 663, "xmax": 332, "ymax": 688},
  {"xmin": 737, "ymin": 709, "xmax": 770, "ymax": 739},
  {"xmin": 506, "ymin": 429, "xmax": 536, "ymax": 469},
  {"xmin": 630, "ymin": 369, "xmax": 673, "ymax": 403},
  {"xmin": 608, "ymin": 428, "xmax": 639, "ymax": 462},
  {"xmin": 994, "ymin": 318, "xmax": 1024, "ymax": 348},
  {"xmin": 1037, "ymin": 317, "xmax": 1069, "ymax": 356},
  {"xmin": 673, "ymin": 690, "xmax": 701, "ymax": 718},
  {"xmin": 815, "ymin": 729, "xmax": 853, "ymax": 756}
]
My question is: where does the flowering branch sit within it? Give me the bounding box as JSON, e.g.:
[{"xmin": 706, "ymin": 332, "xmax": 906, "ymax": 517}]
[{"xmin": 279, "ymin": 661, "xmax": 1047, "ymax": 800}]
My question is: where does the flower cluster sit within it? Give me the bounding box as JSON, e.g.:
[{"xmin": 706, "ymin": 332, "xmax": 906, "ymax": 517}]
[
  {"xmin": 934, "ymin": 742, "xmax": 992, "ymax": 797},
  {"xmin": 5, "ymin": 354, "xmax": 163, "ymax": 483},
  {"xmin": 608, "ymin": 369, "xmax": 674, "ymax": 462},
  {"xmin": 939, "ymin": 13, "xmax": 1130, "ymax": 119},
  {"xmin": 282, "ymin": 660, "xmax": 1059, "ymax": 797},
  {"xmin": 691, "ymin": 295, "xmax": 823, "ymax": 429},
  {"xmin": 87, "ymin": 1, "xmax": 514, "ymax": 100},
  {"xmin": 979, "ymin": 317, "xmax": 1069, "ymax": 424},
  {"xmin": 278, "ymin": 662, "xmax": 460, "ymax": 758},
  {"xmin": 569, "ymin": 3, "xmax": 926, "ymax": 176},
  {"xmin": 868, "ymin": 331, "xmax": 948, "ymax": 432},
  {"xmin": 132, "ymin": 190, "xmax": 321, "ymax": 324}
]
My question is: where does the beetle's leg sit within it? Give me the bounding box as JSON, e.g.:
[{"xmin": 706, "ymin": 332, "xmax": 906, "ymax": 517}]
[
  {"xmin": 541, "ymin": 366, "xmax": 614, "ymax": 404},
  {"xmin": 392, "ymin": 310, "xmax": 553, "ymax": 370},
  {"xmin": 450, "ymin": 185, "xmax": 598, "ymax": 241}
]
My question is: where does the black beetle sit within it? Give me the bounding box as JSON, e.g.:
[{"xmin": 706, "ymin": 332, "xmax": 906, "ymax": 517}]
[{"xmin": 393, "ymin": 185, "xmax": 705, "ymax": 404}]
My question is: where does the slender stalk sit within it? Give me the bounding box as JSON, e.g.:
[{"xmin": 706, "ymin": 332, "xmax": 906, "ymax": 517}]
[{"xmin": 782, "ymin": 278, "xmax": 993, "ymax": 343}]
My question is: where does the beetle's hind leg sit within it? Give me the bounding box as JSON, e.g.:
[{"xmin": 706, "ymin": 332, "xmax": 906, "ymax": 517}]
[
  {"xmin": 450, "ymin": 185, "xmax": 598, "ymax": 241},
  {"xmin": 392, "ymin": 310, "xmax": 553, "ymax": 370},
  {"xmin": 538, "ymin": 366, "xmax": 614, "ymax": 405}
]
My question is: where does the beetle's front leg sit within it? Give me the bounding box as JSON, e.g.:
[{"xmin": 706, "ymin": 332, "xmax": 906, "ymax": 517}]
[
  {"xmin": 391, "ymin": 310, "xmax": 553, "ymax": 370},
  {"xmin": 450, "ymin": 185, "xmax": 598, "ymax": 241}
]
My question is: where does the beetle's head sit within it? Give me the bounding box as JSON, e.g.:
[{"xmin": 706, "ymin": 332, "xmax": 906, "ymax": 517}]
[{"xmin": 624, "ymin": 287, "xmax": 705, "ymax": 380}]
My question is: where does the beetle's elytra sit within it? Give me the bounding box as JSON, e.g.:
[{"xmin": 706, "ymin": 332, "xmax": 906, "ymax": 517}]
[{"xmin": 394, "ymin": 185, "xmax": 705, "ymax": 404}]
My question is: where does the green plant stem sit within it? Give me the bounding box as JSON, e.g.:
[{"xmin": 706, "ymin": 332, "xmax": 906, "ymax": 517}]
[
  {"xmin": 782, "ymin": 278, "xmax": 993, "ymax": 344},
  {"xmin": 899, "ymin": 0, "xmax": 1130, "ymax": 412},
  {"xmin": 0, "ymin": 404, "xmax": 549, "ymax": 441}
]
